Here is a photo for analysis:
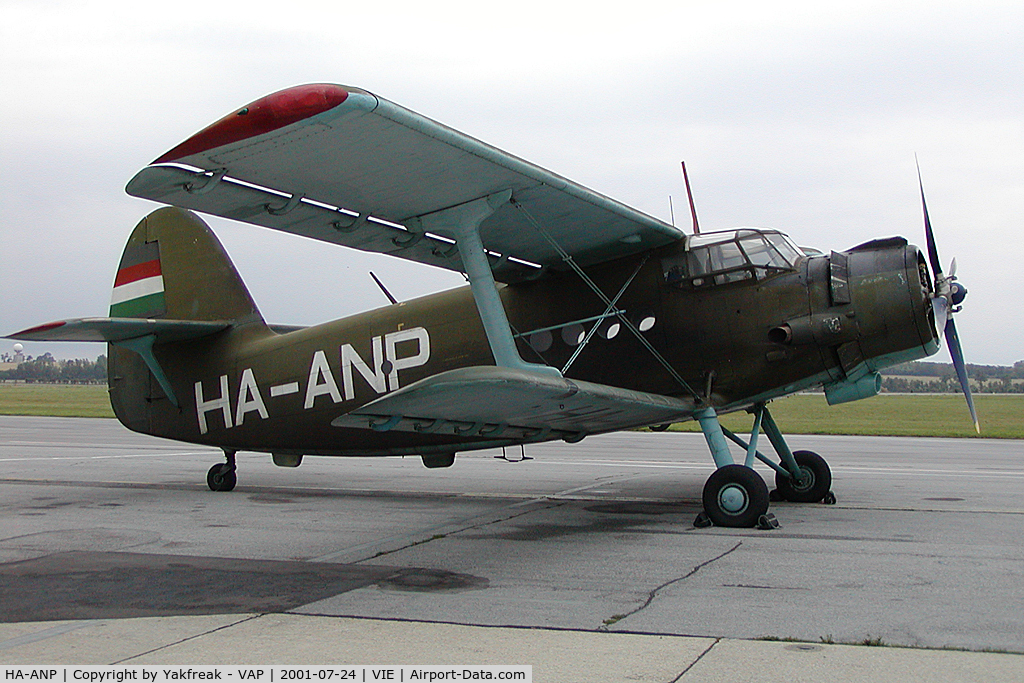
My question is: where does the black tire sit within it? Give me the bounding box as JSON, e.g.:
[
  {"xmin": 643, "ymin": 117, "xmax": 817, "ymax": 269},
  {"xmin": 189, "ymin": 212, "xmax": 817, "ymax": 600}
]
[
  {"xmin": 649, "ymin": 423, "xmax": 671, "ymax": 432},
  {"xmin": 207, "ymin": 463, "xmax": 237, "ymax": 492},
  {"xmin": 774, "ymin": 450, "xmax": 831, "ymax": 503},
  {"xmin": 702, "ymin": 464, "xmax": 770, "ymax": 528}
]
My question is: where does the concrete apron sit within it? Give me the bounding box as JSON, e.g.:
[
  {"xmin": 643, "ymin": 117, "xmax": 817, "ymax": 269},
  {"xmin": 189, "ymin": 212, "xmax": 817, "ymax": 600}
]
[{"xmin": 1, "ymin": 613, "xmax": 1022, "ymax": 683}]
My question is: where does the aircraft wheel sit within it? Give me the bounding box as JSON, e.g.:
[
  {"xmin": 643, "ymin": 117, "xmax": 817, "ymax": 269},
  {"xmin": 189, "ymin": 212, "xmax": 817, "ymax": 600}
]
[
  {"xmin": 775, "ymin": 450, "xmax": 831, "ymax": 503},
  {"xmin": 702, "ymin": 464, "xmax": 769, "ymax": 528},
  {"xmin": 207, "ymin": 463, "xmax": 237, "ymax": 492}
]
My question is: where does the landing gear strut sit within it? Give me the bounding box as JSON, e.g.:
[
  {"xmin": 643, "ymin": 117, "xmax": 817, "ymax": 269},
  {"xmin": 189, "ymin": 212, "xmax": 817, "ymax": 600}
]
[
  {"xmin": 207, "ymin": 449, "xmax": 237, "ymax": 492},
  {"xmin": 694, "ymin": 403, "xmax": 834, "ymax": 528}
]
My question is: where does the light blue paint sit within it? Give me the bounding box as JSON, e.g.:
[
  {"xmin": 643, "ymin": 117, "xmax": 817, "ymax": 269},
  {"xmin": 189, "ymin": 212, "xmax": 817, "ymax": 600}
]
[{"xmin": 695, "ymin": 406, "xmax": 734, "ymax": 469}]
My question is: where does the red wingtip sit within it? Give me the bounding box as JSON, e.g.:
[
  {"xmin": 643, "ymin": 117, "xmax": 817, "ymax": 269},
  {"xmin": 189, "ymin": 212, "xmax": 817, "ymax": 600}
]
[
  {"xmin": 12, "ymin": 321, "xmax": 67, "ymax": 337},
  {"xmin": 154, "ymin": 84, "xmax": 351, "ymax": 164}
]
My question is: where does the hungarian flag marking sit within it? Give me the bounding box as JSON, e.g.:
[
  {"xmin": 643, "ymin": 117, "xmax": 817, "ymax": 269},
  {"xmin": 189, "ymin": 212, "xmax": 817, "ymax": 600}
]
[{"xmin": 110, "ymin": 241, "xmax": 166, "ymax": 317}]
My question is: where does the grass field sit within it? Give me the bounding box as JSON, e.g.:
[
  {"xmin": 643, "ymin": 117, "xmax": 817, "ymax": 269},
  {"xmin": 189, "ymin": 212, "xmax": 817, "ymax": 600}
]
[
  {"xmin": 0, "ymin": 383, "xmax": 1020, "ymax": 438},
  {"xmin": 0, "ymin": 384, "xmax": 115, "ymax": 419},
  {"xmin": 668, "ymin": 394, "xmax": 1022, "ymax": 439}
]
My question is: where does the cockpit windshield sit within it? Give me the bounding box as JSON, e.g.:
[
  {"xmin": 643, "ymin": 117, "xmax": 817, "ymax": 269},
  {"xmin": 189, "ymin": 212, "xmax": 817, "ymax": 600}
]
[{"xmin": 664, "ymin": 229, "xmax": 805, "ymax": 288}]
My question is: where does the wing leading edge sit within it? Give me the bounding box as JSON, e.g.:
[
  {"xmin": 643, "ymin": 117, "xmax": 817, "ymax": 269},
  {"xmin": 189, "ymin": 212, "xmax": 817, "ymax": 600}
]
[
  {"xmin": 126, "ymin": 84, "xmax": 683, "ymax": 283},
  {"xmin": 7, "ymin": 318, "xmax": 230, "ymax": 344}
]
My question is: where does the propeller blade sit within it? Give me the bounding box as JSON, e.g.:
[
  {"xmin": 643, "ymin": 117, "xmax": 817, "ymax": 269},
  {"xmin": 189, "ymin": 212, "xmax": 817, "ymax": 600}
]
[
  {"xmin": 931, "ymin": 296, "xmax": 949, "ymax": 328},
  {"xmin": 916, "ymin": 159, "xmax": 975, "ymax": 432},
  {"xmin": 916, "ymin": 158, "xmax": 944, "ymax": 279},
  {"xmin": 945, "ymin": 317, "xmax": 980, "ymax": 433}
]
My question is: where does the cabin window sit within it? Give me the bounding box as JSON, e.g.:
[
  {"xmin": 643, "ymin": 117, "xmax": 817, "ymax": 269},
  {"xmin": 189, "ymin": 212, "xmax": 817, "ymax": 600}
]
[
  {"xmin": 599, "ymin": 320, "xmax": 621, "ymax": 339},
  {"xmin": 529, "ymin": 330, "xmax": 553, "ymax": 352},
  {"xmin": 561, "ymin": 323, "xmax": 586, "ymax": 346}
]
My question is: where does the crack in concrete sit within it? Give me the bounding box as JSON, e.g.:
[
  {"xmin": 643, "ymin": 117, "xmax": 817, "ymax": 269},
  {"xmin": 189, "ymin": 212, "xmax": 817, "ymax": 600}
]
[
  {"xmin": 112, "ymin": 614, "xmax": 263, "ymax": 664},
  {"xmin": 318, "ymin": 499, "xmax": 567, "ymax": 564},
  {"xmin": 600, "ymin": 542, "xmax": 742, "ymax": 631},
  {"xmin": 353, "ymin": 474, "xmax": 656, "ymax": 560},
  {"xmin": 670, "ymin": 637, "xmax": 721, "ymax": 682}
]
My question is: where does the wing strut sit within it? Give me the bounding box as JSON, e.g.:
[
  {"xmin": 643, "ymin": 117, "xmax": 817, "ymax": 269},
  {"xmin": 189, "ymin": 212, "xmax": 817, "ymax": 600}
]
[
  {"xmin": 561, "ymin": 254, "xmax": 649, "ymax": 374},
  {"xmin": 511, "ymin": 200, "xmax": 701, "ymax": 399},
  {"xmin": 415, "ymin": 191, "xmax": 560, "ymax": 377}
]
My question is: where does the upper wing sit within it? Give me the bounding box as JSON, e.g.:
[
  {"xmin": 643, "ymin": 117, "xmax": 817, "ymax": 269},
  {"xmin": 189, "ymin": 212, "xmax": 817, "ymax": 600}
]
[{"xmin": 126, "ymin": 84, "xmax": 683, "ymax": 283}]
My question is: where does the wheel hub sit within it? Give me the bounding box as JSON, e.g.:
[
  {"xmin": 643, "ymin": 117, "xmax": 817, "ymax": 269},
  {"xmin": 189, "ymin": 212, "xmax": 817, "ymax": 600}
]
[
  {"xmin": 719, "ymin": 485, "xmax": 748, "ymax": 513},
  {"xmin": 792, "ymin": 467, "xmax": 814, "ymax": 490}
]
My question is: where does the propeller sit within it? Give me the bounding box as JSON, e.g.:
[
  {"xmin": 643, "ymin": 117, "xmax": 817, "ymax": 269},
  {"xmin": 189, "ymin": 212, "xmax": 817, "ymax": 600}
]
[{"xmin": 917, "ymin": 160, "xmax": 979, "ymax": 432}]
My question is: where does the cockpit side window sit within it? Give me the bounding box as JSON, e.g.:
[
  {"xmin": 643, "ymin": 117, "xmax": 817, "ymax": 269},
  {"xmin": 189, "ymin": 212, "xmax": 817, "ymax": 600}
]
[
  {"xmin": 708, "ymin": 242, "xmax": 750, "ymax": 283},
  {"xmin": 663, "ymin": 229, "xmax": 803, "ymax": 289},
  {"xmin": 767, "ymin": 233, "xmax": 804, "ymax": 264},
  {"xmin": 739, "ymin": 236, "xmax": 779, "ymax": 267}
]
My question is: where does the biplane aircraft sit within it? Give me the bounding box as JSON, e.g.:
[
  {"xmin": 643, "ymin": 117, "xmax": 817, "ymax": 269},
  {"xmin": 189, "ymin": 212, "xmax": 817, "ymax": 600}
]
[{"xmin": 8, "ymin": 83, "xmax": 977, "ymax": 528}]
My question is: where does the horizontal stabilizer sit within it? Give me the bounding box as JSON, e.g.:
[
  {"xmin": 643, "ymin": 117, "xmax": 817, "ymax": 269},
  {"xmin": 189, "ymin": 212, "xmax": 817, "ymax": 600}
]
[
  {"xmin": 6, "ymin": 318, "xmax": 231, "ymax": 344},
  {"xmin": 333, "ymin": 366, "xmax": 695, "ymax": 442}
]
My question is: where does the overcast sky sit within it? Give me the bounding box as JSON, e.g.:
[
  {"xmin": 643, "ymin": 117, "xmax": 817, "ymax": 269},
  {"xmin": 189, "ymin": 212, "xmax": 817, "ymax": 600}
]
[{"xmin": 2, "ymin": 0, "xmax": 1021, "ymax": 367}]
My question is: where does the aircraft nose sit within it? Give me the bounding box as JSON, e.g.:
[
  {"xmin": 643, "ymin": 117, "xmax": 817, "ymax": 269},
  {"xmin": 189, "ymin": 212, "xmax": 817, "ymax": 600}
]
[
  {"xmin": 767, "ymin": 240, "xmax": 938, "ymax": 405},
  {"xmin": 844, "ymin": 241, "xmax": 939, "ymax": 365},
  {"xmin": 768, "ymin": 241, "xmax": 936, "ymax": 362}
]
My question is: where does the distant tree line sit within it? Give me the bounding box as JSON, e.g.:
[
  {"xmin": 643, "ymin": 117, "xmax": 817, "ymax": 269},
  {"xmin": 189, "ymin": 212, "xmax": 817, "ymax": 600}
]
[
  {"xmin": 0, "ymin": 353, "xmax": 107, "ymax": 383},
  {"xmin": 885, "ymin": 360, "xmax": 1024, "ymax": 380},
  {"xmin": 881, "ymin": 375, "xmax": 1024, "ymax": 394},
  {"xmin": 881, "ymin": 360, "xmax": 1024, "ymax": 394},
  {"xmin": 2, "ymin": 354, "xmax": 1022, "ymax": 392}
]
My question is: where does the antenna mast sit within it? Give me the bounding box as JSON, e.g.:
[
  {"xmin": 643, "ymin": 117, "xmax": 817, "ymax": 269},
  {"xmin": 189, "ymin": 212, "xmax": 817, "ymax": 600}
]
[
  {"xmin": 681, "ymin": 161, "xmax": 700, "ymax": 234},
  {"xmin": 369, "ymin": 271, "xmax": 398, "ymax": 305}
]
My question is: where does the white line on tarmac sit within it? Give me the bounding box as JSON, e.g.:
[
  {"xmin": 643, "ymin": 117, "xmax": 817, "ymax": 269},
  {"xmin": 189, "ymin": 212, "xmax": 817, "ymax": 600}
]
[
  {"xmin": 0, "ymin": 621, "xmax": 104, "ymax": 651},
  {"xmin": 530, "ymin": 458, "xmax": 1024, "ymax": 478},
  {"xmin": 0, "ymin": 451, "xmax": 210, "ymax": 462},
  {"xmin": 5, "ymin": 441, "xmax": 205, "ymax": 450}
]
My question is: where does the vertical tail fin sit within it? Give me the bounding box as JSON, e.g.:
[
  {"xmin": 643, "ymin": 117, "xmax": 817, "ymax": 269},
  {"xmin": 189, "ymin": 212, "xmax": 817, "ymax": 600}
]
[
  {"xmin": 111, "ymin": 207, "xmax": 263, "ymax": 325},
  {"xmin": 109, "ymin": 207, "xmax": 265, "ymax": 433}
]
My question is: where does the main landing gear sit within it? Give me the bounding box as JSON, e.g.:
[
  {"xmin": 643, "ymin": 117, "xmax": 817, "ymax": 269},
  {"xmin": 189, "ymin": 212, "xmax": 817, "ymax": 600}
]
[
  {"xmin": 694, "ymin": 403, "xmax": 834, "ymax": 528},
  {"xmin": 207, "ymin": 449, "xmax": 237, "ymax": 492}
]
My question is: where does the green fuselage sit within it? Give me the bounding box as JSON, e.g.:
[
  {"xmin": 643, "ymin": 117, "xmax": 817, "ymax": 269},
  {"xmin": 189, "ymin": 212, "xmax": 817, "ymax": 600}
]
[{"xmin": 109, "ymin": 232, "xmax": 938, "ymax": 458}]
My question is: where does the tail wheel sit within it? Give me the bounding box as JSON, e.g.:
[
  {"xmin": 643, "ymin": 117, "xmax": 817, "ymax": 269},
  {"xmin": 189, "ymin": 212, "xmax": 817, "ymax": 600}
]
[
  {"xmin": 702, "ymin": 464, "xmax": 770, "ymax": 528},
  {"xmin": 774, "ymin": 450, "xmax": 831, "ymax": 503},
  {"xmin": 207, "ymin": 463, "xmax": 237, "ymax": 492}
]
